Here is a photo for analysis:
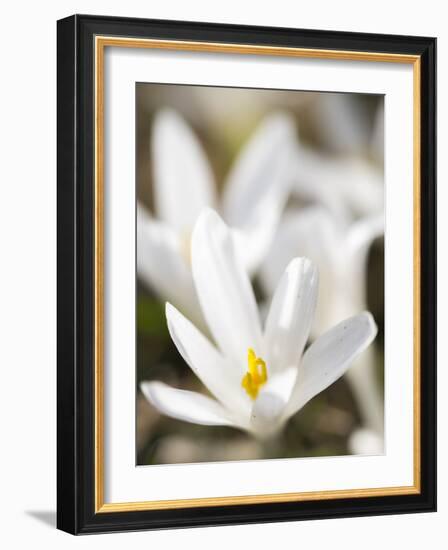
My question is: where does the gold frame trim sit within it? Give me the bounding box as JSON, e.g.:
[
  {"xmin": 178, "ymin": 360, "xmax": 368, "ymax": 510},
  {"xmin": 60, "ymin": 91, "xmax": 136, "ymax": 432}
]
[{"xmin": 94, "ymin": 36, "xmax": 422, "ymax": 513}]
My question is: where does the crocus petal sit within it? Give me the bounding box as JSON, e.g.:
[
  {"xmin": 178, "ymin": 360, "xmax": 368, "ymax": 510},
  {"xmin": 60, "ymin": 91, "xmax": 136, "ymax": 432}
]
[
  {"xmin": 250, "ymin": 366, "xmax": 298, "ymax": 436},
  {"xmin": 221, "ymin": 112, "xmax": 295, "ymax": 272},
  {"xmin": 141, "ymin": 381, "xmax": 235, "ymax": 427},
  {"xmin": 333, "ymin": 159, "xmax": 384, "ymax": 218},
  {"xmin": 260, "ymin": 209, "xmax": 337, "ymax": 293},
  {"xmin": 137, "ymin": 204, "xmax": 204, "ymax": 328},
  {"xmin": 260, "ymin": 208, "xmax": 339, "ymax": 336},
  {"xmin": 293, "ymin": 150, "xmax": 383, "ymax": 219},
  {"xmin": 346, "ymin": 213, "xmax": 384, "ymax": 274},
  {"xmin": 284, "ymin": 312, "xmax": 378, "ymax": 420},
  {"xmin": 152, "ymin": 109, "xmax": 216, "ymax": 232},
  {"xmin": 191, "ymin": 208, "xmax": 262, "ymax": 369},
  {"xmin": 341, "ymin": 213, "xmax": 384, "ymax": 312},
  {"xmin": 348, "ymin": 427, "xmax": 384, "ymax": 456},
  {"xmin": 231, "ymin": 205, "xmax": 285, "ymax": 276},
  {"xmin": 166, "ymin": 303, "xmax": 251, "ymax": 419},
  {"xmin": 250, "ymin": 393, "xmax": 285, "ymax": 438},
  {"xmin": 263, "ymin": 258, "xmax": 318, "ymax": 374},
  {"xmin": 292, "ymin": 148, "xmax": 351, "ymax": 225},
  {"xmin": 222, "ymin": 112, "xmax": 295, "ymax": 225}
]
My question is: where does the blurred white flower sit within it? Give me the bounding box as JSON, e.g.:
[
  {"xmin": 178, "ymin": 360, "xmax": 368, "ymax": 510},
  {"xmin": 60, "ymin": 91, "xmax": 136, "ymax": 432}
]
[
  {"xmin": 137, "ymin": 109, "xmax": 295, "ymax": 328},
  {"xmin": 260, "ymin": 207, "xmax": 384, "ymax": 433},
  {"xmin": 141, "ymin": 209, "xmax": 377, "ymax": 439},
  {"xmin": 261, "ymin": 208, "xmax": 383, "ymax": 332},
  {"xmin": 348, "ymin": 427, "xmax": 384, "ymax": 456},
  {"xmin": 259, "ymin": 97, "xmax": 385, "ymax": 442},
  {"xmin": 292, "ymin": 96, "xmax": 384, "ymax": 223},
  {"xmin": 291, "ymin": 151, "xmax": 384, "ymax": 223}
]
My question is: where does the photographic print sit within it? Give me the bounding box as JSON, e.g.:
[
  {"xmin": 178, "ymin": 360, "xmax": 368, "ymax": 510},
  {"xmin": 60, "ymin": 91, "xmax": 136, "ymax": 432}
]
[
  {"xmin": 136, "ymin": 84, "xmax": 385, "ymax": 466},
  {"xmin": 58, "ymin": 16, "xmax": 436, "ymax": 533}
]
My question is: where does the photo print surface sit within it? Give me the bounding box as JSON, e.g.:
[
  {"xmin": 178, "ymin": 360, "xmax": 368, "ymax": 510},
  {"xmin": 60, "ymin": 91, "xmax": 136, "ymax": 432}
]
[{"xmin": 136, "ymin": 83, "xmax": 384, "ymax": 466}]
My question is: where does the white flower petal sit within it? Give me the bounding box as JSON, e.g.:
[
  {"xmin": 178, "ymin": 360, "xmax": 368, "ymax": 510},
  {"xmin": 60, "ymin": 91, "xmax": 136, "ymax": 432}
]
[
  {"xmin": 348, "ymin": 428, "xmax": 384, "ymax": 456},
  {"xmin": 260, "ymin": 208, "xmax": 339, "ymax": 335},
  {"xmin": 263, "ymin": 258, "xmax": 318, "ymax": 374},
  {"xmin": 346, "ymin": 214, "xmax": 384, "ymax": 275},
  {"xmin": 166, "ymin": 303, "xmax": 251, "ymax": 418},
  {"xmin": 335, "ymin": 159, "xmax": 384, "ymax": 218},
  {"xmin": 258, "ymin": 217, "xmax": 297, "ymax": 300},
  {"xmin": 337, "ymin": 213, "xmax": 384, "ymax": 314},
  {"xmin": 152, "ymin": 109, "xmax": 216, "ymax": 231},
  {"xmin": 262, "ymin": 364, "xmax": 298, "ymax": 404},
  {"xmin": 293, "ymin": 150, "xmax": 383, "ymax": 219},
  {"xmin": 250, "ymin": 393, "xmax": 285, "ymax": 438},
  {"xmin": 260, "ymin": 209, "xmax": 337, "ymax": 292},
  {"xmin": 231, "ymin": 205, "xmax": 285, "ymax": 276},
  {"xmin": 284, "ymin": 312, "xmax": 378, "ymax": 420},
  {"xmin": 222, "ymin": 112, "xmax": 295, "ymax": 251},
  {"xmin": 250, "ymin": 367, "xmax": 298, "ymax": 437},
  {"xmin": 292, "ymin": 148, "xmax": 351, "ymax": 224},
  {"xmin": 222, "ymin": 112, "xmax": 295, "ymax": 223},
  {"xmin": 191, "ymin": 209, "xmax": 262, "ymax": 369},
  {"xmin": 140, "ymin": 381, "xmax": 235, "ymax": 427},
  {"xmin": 137, "ymin": 204, "xmax": 204, "ymax": 328}
]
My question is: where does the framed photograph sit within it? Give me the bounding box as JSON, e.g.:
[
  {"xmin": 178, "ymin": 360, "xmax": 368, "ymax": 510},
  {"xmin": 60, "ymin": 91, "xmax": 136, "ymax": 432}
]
[{"xmin": 57, "ymin": 14, "xmax": 436, "ymax": 534}]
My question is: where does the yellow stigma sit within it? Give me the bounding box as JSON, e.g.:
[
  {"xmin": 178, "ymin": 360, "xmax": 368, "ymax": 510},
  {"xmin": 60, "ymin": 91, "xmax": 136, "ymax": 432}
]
[{"xmin": 241, "ymin": 348, "xmax": 268, "ymax": 400}]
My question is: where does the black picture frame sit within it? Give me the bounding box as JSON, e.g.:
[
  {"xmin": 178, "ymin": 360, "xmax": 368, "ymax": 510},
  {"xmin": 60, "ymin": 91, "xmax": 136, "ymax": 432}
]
[{"xmin": 57, "ymin": 14, "xmax": 436, "ymax": 534}]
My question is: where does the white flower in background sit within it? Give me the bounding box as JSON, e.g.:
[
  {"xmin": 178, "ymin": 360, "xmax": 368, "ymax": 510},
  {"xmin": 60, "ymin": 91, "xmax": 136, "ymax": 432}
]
[
  {"xmin": 258, "ymin": 96, "xmax": 385, "ymax": 450},
  {"xmin": 137, "ymin": 109, "xmax": 295, "ymax": 328},
  {"xmin": 291, "ymin": 150, "xmax": 384, "ymax": 224},
  {"xmin": 260, "ymin": 207, "xmax": 384, "ymax": 435},
  {"xmin": 348, "ymin": 427, "xmax": 384, "ymax": 456},
  {"xmin": 141, "ymin": 209, "xmax": 377, "ymax": 439},
  {"xmin": 291, "ymin": 96, "xmax": 384, "ymax": 223}
]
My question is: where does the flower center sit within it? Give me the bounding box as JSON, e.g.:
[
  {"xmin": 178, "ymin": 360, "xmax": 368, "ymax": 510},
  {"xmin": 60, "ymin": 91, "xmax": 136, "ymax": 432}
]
[{"xmin": 241, "ymin": 348, "xmax": 268, "ymax": 400}]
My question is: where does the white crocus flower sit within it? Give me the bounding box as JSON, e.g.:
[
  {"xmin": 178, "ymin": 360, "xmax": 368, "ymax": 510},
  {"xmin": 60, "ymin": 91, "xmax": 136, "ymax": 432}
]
[
  {"xmin": 141, "ymin": 209, "xmax": 377, "ymax": 439},
  {"xmin": 138, "ymin": 109, "xmax": 295, "ymax": 328},
  {"xmin": 348, "ymin": 427, "xmax": 384, "ymax": 456},
  {"xmin": 260, "ymin": 98, "xmax": 385, "ymax": 449},
  {"xmin": 290, "ymin": 149, "xmax": 384, "ymax": 224},
  {"xmin": 290, "ymin": 97, "xmax": 384, "ymax": 224},
  {"xmin": 260, "ymin": 207, "xmax": 384, "ymax": 434}
]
